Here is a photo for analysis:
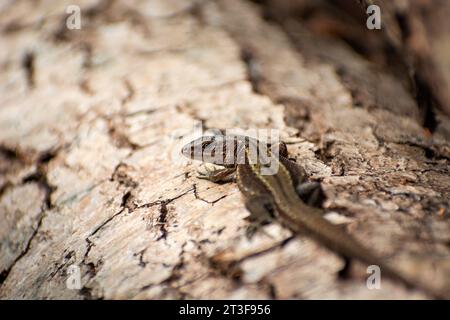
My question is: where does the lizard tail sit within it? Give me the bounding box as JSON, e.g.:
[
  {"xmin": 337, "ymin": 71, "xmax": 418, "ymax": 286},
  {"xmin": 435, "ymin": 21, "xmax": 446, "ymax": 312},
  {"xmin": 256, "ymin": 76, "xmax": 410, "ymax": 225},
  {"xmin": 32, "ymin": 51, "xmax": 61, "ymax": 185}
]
[{"xmin": 286, "ymin": 204, "xmax": 450, "ymax": 299}]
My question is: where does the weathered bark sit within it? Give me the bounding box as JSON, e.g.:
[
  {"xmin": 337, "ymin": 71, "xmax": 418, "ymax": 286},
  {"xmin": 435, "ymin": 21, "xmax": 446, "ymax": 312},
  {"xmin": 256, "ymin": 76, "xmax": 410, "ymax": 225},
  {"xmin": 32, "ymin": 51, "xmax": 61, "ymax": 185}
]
[{"xmin": 0, "ymin": 0, "xmax": 449, "ymax": 299}]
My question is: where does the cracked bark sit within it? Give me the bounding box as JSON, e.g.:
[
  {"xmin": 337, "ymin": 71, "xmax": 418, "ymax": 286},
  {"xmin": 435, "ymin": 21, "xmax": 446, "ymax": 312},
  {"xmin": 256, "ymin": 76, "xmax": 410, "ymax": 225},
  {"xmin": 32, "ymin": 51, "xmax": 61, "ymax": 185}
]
[{"xmin": 0, "ymin": 0, "xmax": 449, "ymax": 300}]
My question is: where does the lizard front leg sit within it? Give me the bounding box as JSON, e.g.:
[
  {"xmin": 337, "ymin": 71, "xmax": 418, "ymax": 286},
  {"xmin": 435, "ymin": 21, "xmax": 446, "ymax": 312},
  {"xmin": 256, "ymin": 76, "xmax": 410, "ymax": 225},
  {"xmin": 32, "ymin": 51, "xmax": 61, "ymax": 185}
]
[
  {"xmin": 196, "ymin": 164, "xmax": 236, "ymax": 183},
  {"xmin": 279, "ymin": 156, "xmax": 325, "ymax": 207},
  {"xmin": 272, "ymin": 140, "xmax": 324, "ymax": 206},
  {"xmin": 296, "ymin": 181, "xmax": 324, "ymax": 207}
]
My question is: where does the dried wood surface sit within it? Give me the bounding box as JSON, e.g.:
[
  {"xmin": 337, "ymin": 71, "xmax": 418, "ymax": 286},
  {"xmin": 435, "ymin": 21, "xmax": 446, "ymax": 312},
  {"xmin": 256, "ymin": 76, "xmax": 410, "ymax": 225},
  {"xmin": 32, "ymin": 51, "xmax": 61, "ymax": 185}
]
[{"xmin": 0, "ymin": 0, "xmax": 449, "ymax": 299}]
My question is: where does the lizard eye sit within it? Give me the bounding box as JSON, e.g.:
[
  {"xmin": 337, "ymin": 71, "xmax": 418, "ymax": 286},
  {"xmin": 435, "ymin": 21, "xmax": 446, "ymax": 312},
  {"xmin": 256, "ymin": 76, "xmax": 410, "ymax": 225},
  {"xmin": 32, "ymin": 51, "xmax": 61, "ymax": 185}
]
[
  {"xmin": 201, "ymin": 136, "xmax": 217, "ymax": 148},
  {"xmin": 201, "ymin": 141, "xmax": 209, "ymax": 148}
]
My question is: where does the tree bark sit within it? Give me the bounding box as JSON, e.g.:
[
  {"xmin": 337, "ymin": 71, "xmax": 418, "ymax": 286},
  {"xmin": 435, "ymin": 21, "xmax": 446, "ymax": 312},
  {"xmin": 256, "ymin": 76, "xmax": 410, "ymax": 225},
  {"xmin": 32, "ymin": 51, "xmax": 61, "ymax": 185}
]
[{"xmin": 0, "ymin": 0, "xmax": 449, "ymax": 299}]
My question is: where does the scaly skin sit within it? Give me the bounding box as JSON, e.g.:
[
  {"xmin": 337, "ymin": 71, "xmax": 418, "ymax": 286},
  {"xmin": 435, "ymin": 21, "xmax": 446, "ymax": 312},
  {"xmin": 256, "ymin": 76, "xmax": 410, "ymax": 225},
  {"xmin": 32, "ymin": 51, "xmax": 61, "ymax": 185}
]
[{"xmin": 182, "ymin": 134, "xmax": 448, "ymax": 299}]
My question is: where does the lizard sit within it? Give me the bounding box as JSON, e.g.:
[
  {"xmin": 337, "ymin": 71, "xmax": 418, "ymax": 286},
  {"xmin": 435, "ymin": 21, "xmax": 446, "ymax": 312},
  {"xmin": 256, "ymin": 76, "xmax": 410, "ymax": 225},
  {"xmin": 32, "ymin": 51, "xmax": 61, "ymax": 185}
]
[{"xmin": 181, "ymin": 134, "xmax": 449, "ymax": 299}]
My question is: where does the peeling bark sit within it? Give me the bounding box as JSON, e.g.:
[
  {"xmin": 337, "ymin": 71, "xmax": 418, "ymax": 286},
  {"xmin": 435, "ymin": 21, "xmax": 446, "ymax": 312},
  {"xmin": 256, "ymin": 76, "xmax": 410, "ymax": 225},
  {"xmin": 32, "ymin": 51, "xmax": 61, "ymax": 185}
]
[{"xmin": 0, "ymin": 0, "xmax": 449, "ymax": 299}]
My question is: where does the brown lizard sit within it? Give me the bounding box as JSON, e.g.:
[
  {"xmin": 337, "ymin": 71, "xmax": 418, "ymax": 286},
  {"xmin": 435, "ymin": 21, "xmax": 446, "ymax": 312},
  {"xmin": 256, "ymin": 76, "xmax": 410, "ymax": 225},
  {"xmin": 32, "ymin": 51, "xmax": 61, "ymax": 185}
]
[{"xmin": 182, "ymin": 134, "xmax": 448, "ymax": 299}]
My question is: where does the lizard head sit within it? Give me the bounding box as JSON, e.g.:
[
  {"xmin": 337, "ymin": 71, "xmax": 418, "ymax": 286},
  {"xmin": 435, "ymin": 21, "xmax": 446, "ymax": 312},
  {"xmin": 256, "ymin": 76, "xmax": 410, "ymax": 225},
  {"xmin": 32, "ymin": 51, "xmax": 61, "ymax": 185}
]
[
  {"xmin": 181, "ymin": 135, "xmax": 215, "ymax": 161},
  {"xmin": 181, "ymin": 135, "xmax": 244, "ymax": 166},
  {"xmin": 181, "ymin": 134, "xmax": 284, "ymax": 167}
]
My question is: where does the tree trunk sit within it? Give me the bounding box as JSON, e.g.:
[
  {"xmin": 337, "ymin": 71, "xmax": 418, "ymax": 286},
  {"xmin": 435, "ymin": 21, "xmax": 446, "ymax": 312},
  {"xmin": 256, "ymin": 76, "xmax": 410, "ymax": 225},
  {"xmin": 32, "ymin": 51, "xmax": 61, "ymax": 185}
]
[{"xmin": 1, "ymin": 0, "xmax": 449, "ymax": 299}]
